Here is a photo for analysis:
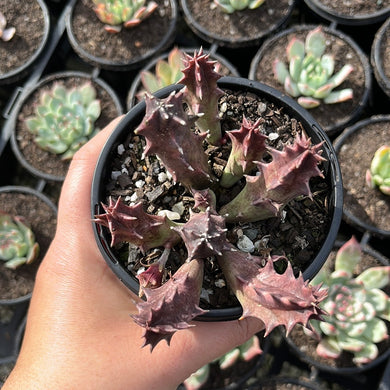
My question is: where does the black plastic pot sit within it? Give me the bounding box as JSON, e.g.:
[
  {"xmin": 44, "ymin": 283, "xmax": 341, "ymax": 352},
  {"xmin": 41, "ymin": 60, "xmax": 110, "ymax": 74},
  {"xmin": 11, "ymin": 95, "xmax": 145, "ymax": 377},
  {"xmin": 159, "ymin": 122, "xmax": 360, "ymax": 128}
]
[
  {"xmin": 126, "ymin": 47, "xmax": 241, "ymax": 109},
  {"xmin": 65, "ymin": 0, "xmax": 178, "ymax": 71},
  {"xmin": 248, "ymin": 24, "xmax": 372, "ymax": 136},
  {"xmin": 247, "ymin": 376, "xmax": 321, "ymax": 390},
  {"xmin": 10, "ymin": 71, "xmax": 124, "ymax": 182},
  {"xmin": 0, "ymin": 185, "xmax": 58, "ymax": 304},
  {"xmin": 333, "ymin": 115, "xmax": 390, "ymax": 239},
  {"xmin": 91, "ymin": 77, "xmax": 343, "ymax": 322},
  {"xmin": 303, "ymin": 0, "xmax": 390, "ymax": 26},
  {"xmin": 179, "ymin": 0, "xmax": 296, "ymax": 48},
  {"xmin": 284, "ymin": 240, "xmax": 390, "ymax": 375},
  {"xmin": 0, "ymin": 0, "xmax": 51, "ymax": 85},
  {"xmin": 371, "ymin": 16, "xmax": 390, "ymax": 100}
]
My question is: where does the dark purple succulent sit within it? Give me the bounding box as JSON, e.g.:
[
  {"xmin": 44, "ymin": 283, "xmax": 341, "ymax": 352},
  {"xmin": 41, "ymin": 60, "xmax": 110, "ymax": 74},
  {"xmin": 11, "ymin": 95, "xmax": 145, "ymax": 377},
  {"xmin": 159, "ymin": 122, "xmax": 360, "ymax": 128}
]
[{"xmin": 94, "ymin": 49, "xmax": 328, "ymax": 350}]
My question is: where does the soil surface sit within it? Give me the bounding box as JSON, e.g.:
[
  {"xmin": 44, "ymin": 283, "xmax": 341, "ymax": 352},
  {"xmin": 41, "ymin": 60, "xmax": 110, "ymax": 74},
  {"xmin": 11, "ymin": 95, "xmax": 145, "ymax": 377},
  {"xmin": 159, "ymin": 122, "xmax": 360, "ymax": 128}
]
[
  {"xmin": 309, "ymin": 0, "xmax": 390, "ymax": 17},
  {"xmin": 0, "ymin": 0, "xmax": 46, "ymax": 76},
  {"xmin": 97, "ymin": 89, "xmax": 333, "ymax": 311},
  {"xmin": 182, "ymin": 0, "xmax": 292, "ymax": 45},
  {"xmin": 336, "ymin": 120, "xmax": 390, "ymax": 233},
  {"xmin": 15, "ymin": 75, "xmax": 122, "ymax": 179},
  {"xmin": 251, "ymin": 26, "xmax": 367, "ymax": 136},
  {"xmin": 70, "ymin": 0, "xmax": 174, "ymax": 64},
  {"xmin": 288, "ymin": 248, "xmax": 390, "ymax": 369},
  {"xmin": 0, "ymin": 191, "xmax": 57, "ymax": 300}
]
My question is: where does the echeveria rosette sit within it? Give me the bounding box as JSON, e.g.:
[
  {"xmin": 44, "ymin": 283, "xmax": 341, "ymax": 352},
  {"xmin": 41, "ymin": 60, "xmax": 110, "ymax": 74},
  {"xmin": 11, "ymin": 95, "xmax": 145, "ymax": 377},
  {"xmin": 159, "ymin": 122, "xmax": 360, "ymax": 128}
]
[
  {"xmin": 179, "ymin": 48, "xmax": 224, "ymax": 146},
  {"xmin": 132, "ymin": 258, "xmax": 207, "ymax": 349},
  {"xmin": 218, "ymin": 245, "xmax": 327, "ymax": 336},
  {"xmin": 0, "ymin": 11, "xmax": 15, "ymax": 41},
  {"xmin": 309, "ymin": 237, "xmax": 390, "ymax": 365},
  {"xmin": 93, "ymin": 197, "xmax": 181, "ymax": 253},
  {"xmin": 92, "ymin": 0, "xmax": 158, "ymax": 33},
  {"xmin": 220, "ymin": 132, "xmax": 325, "ymax": 222},
  {"xmin": 25, "ymin": 82, "xmax": 101, "ymax": 160},
  {"xmin": 135, "ymin": 91, "xmax": 214, "ymax": 190},
  {"xmin": 213, "ymin": 0, "xmax": 265, "ymax": 13},
  {"xmin": 273, "ymin": 26, "xmax": 354, "ymax": 109},
  {"xmin": 220, "ymin": 116, "xmax": 268, "ymax": 188},
  {"xmin": 0, "ymin": 212, "xmax": 40, "ymax": 270},
  {"xmin": 366, "ymin": 145, "xmax": 390, "ymax": 196}
]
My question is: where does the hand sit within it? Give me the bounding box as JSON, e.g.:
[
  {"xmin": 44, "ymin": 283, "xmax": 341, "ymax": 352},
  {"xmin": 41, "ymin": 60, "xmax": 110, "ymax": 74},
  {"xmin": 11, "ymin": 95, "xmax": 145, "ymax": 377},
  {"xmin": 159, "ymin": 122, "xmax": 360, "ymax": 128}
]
[{"xmin": 4, "ymin": 116, "xmax": 264, "ymax": 390}]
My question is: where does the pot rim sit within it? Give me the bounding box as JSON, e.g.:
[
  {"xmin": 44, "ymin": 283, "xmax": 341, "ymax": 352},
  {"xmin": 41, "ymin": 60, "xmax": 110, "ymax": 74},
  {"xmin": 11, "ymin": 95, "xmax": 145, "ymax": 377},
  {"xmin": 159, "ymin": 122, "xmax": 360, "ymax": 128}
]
[
  {"xmin": 303, "ymin": 0, "xmax": 390, "ymax": 26},
  {"xmin": 10, "ymin": 70, "xmax": 124, "ymax": 182},
  {"xmin": 126, "ymin": 46, "xmax": 241, "ymax": 110},
  {"xmin": 91, "ymin": 76, "xmax": 343, "ymax": 321},
  {"xmin": 248, "ymin": 23, "xmax": 372, "ymax": 136},
  {"xmin": 333, "ymin": 115, "xmax": 390, "ymax": 238},
  {"xmin": 65, "ymin": 0, "xmax": 178, "ymax": 71}
]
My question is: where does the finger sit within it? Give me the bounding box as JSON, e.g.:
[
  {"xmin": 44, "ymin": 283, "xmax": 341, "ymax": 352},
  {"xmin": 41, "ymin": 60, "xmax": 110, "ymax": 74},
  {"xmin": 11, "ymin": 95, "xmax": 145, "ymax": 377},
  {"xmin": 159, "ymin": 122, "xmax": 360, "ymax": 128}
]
[{"xmin": 57, "ymin": 115, "xmax": 125, "ymax": 228}]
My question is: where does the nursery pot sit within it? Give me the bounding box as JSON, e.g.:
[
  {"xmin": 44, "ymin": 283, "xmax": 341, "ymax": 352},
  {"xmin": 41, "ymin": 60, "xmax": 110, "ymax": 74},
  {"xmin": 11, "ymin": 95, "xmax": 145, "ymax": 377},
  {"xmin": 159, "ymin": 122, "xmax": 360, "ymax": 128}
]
[
  {"xmin": 65, "ymin": 0, "xmax": 178, "ymax": 71},
  {"xmin": 371, "ymin": 16, "xmax": 390, "ymax": 101},
  {"xmin": 248, "ymin": 24, "xmax": 372, "ymax": 137},
  {"xmin": 91, "ymin": 77, "xmax": 343, "ymax": 321},
  {"xmin": 303, "ymin": 0, "xmax": 390, "ymax": 26},
  {"xmin": 10, "ymin": 71, "xmax": 124, "ymax": 182},
  {"xmin": 284, "ymin": 241, "xmax": 390, "ymax": 375},
  {"xmin": 333, "ymin": 115, "xmax": 390, "ymax": 238}
]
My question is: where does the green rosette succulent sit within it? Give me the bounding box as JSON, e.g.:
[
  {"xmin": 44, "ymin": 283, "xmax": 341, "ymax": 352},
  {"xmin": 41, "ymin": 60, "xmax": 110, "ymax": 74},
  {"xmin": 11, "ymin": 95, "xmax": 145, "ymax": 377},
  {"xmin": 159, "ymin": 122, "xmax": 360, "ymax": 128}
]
[
  {"xmin": 0, "ymin": 212, "xmax": 40, "ymax": 270},
  {"xmin": 273, "ymin": 26, "xmax": 354, "ymax": 109},
  {"xmin": 213, "ymin": 0, "xmax": 265, "ymax": 13},
  {"xmin": 25, "ymin": 82, "xmax": 101, "ymax": 160},
  {"xmin": 92, "ymin": 0, "xmax": 158, "ymax": 33},
  {"xmin": 309, "ymin": 237, "xmax": 390, "ymax": 365},
  {"xmin": 366, "ymin": 145, "xmax": 390, "ymax": 196}
]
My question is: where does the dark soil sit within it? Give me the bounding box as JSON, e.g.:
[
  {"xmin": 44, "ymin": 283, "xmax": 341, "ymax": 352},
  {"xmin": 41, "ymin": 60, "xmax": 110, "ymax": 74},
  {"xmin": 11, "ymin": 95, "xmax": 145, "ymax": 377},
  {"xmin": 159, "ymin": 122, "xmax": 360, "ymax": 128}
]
[
  {"xmin": 182, "ymin": 0, "xmax": 292, "ymax": 45},
  {"xmin": 0, "ymin": 0, "xmax": 46, "ymax": 76},
  {"xmin": 0, "ymin": 191, "xmax": 57, "ymax": 300},
  {"xmin": 70, "ymin": 0, "xmax": 174, "ymax": 64},
  {"xmin": 99, "ymin": 89, "xmax": 332, "ymax": 311},
  {"xmin": 310, "ymin": 0, "xmax": 390, "ymax": 17},
  {"xmin": 252, "ymin": 26, "xmax": 367, "ymax": 136},
  {"xmin": 336, "ymin": 120, "xmax": 390, "ymax": 233},
  {"xmin": 15, "ymin": 75, "xmax": 122, "ymax": 179},
  {"xmin": 288, "ymin": 248, "xmax": 390, "ymax": 369}
]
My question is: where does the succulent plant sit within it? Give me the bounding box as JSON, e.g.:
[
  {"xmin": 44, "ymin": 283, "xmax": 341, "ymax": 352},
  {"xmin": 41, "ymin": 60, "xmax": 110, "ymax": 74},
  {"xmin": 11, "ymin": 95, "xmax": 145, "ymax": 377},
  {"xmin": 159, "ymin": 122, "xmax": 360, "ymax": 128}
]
[
  {"xmin": 365, "ymin": 145, "xmax": 390, "ymax": 196},
  {"xmin": 183, "ymin": 334, "xmax": 262, "ymax": 390},
  {"xmin": 94, "ymin": 49, "xmax": 328, "ymax": 350},
  {"xmin": 308, "ymin": 237, "xmax": 390, "ymax": 365},
  {"xmin": 0, "ymin": 211, "xmax": 40, "ymax": 270},
  {"xmin": 273, "ymin": 26, "xmax": 354, "ymax": 109},
  {"xmin": 92, "ymin": 0, "xmax": 158, "ymax": 33},
  {"xmin": 213, "ymin": 0, "xmax": 265, "ymax": 13},
  {"xmin": 25, "ymin": 82, "xmax": 101, "ymax": 160},
  {"xmin": 0, "ymin": 11, "xmax": 15, "ymax": 42}
]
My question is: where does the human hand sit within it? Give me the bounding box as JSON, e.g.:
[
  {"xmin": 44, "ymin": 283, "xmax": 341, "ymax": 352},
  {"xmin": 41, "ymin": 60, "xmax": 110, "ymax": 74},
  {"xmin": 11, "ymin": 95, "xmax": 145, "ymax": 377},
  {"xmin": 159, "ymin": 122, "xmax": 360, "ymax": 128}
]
[{"xmin": 4, "ymin": 116, "xmax": 264, "ymax": 390}]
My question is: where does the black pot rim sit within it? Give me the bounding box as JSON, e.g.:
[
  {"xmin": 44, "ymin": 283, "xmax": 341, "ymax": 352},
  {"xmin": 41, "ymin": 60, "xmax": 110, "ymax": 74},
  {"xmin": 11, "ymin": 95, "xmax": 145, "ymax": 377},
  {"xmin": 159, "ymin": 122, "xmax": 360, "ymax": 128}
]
[
  {"xmin": 65, "ymin": 0, "xmax": 178, "ymax": 71},
  {"xmin": 0, "ymin": 0, "xmax": 51, "ymax": 85},
  {"xmin": 333, "ymin": 115, "xmax": 390, "ymax": 238},
  {"xmin": 371, "ymin": 16, "xmax": 390, "ymax": 99},
  {"xmin": 248, "ymin": 376, "xmax": 320, "ymax": 390},
  {"xmin": 304, "ymin": 0, "xmax": 390, "ymax": 26},
  {"xmin": 283, "ymin": 240, "xmax": 390, "ymax": 375},
  {"xmin": 91, "ymin": 76, "xmax": 343, "ymax": 322},
  {"xmin": 126, "ymin": 46, "xmax": 241, "ymax": 110},
  {"xmin": 248, "ymin": 23, "xmax": 372, "ymax": 136},
  {"xmin": 179, "ymin": 0, "xmax": 296, "ymax": 48},
  {"xmin": 10, "ymin": 70, "xmax": 124, "ymax": 182},
  {"xmin": 0, "ymin": 185, "xmax": 58, "ymax": 305}
]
